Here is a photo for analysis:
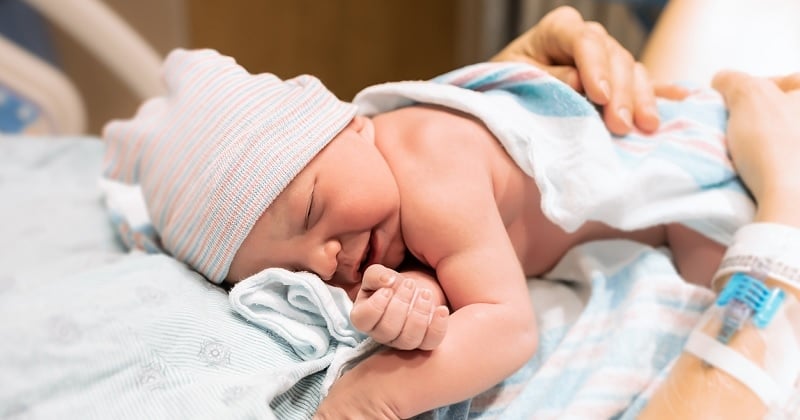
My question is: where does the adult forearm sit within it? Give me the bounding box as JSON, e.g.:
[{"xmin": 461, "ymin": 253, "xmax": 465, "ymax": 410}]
[
  {"xmin": 329, "ymin": 303, "xmax": 538, "ymax": 418},
  {"xmin": 755, "ymin": 191, "xmax": 800, "ymax": 228},
  {"xmin": 640, "ymin": 223, "xmax": 800, "ymax": 419}
]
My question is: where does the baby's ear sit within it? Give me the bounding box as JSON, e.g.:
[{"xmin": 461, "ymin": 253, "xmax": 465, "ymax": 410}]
[{"xmin": 350, "ymin": 115, "xmax": 375, "ymax": 143}]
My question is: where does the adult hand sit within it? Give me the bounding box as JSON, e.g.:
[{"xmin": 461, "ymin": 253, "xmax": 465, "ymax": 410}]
[
  {"xmin": 492, "ymin": 6, "xmax": 683, "ymax": 135},
  {"xmin": 712, "ymin": 71, "xmax": 800, "ymax": 227}
]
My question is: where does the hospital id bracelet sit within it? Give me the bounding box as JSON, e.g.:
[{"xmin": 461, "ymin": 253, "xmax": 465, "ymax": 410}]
[
  {"xmin": 712, "ymin": 222, "xmax": 800, "ymax": 294},
  {"xmin": 715, "ymin": 272, "xmax": 786, "ymax": 344}
]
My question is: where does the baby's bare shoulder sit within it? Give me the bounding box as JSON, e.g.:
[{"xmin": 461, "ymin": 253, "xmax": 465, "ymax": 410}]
[
  {"xmin": 375, "ymin": 105, "xmax": 498, "ymax": 173},
  {"xmin": 374, "ymin": 106, "xmax": 507, "ymax": 264}
]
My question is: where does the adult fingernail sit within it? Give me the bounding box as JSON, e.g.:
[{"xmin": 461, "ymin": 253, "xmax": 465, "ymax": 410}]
[
  {"xmin": 618, "ymin": 107, "xmax": 632, "ymax": 129},
  {"xmin": 599, "ymin": 80, "xmax": 611, "ymax": 102},
  {"xmin": 645, "ymin": 105, "xmax": 660, "ymax": 126}
]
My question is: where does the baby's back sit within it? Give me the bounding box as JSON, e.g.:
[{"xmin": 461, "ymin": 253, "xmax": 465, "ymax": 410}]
[{"xmin": 372, "ymin": 104, "xmax": 724, "ymax": 285}]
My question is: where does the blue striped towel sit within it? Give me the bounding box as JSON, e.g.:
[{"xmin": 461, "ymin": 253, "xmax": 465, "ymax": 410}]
[{"xmin": 355, "ymin": 61, "xmax": 753, "ymax": 245}]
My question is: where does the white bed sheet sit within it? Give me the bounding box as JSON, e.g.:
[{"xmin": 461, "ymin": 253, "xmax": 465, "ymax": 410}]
[
  {"xmin": 5, "ymin": 134, "xmax": 732, "ymax": 420},
  {"xmin": 0, "ymin": 136, "xmax": 590, "ymax": 419}
]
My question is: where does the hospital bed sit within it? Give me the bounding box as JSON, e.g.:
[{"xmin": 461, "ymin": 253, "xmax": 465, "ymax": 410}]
[
  {"xmin": 4, "ymin": 132, "xmax": 712, "ymax": 419},
  {"xmin": 0, "ymin": 1, "xmax": 771, "ymax": 419}
]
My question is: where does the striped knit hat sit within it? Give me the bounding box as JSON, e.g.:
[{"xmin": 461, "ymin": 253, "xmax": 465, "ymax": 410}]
[{"xmin": 102, "ymin": 49, "xmax": 357, "ymax": 283}]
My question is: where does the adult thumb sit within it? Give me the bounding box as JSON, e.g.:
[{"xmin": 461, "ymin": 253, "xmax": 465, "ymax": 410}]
[
  {"xmin": 711, "ymin": 70, "xmax": 742, "ymax": 95},
  {"xmin": 772, "ymin": 72, "xmax": 800, "ymax": 92},
  {"xmin": 711, "ymin": 70, "xmax": 760, "ymax": 108}
]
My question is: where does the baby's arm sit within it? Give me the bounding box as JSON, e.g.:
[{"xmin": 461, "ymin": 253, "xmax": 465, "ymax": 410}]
[
  {"xmin": 317, "ymin": 163, "xmax": 538, "ymax": 418},
  {"xmin": 351, "ymin": 264, "xmax": 450, "ymax": 350}
]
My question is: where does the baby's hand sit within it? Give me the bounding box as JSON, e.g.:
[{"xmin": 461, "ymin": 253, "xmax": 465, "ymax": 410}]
[{"xmin": 350, "ymin": 264, "xmax": 449, "ymax": 350}]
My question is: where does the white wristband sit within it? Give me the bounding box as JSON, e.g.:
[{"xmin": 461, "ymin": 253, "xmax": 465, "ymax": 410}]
[{"xmin": 713, "ymin": 223, "xmax": 800, "ymax": 292}]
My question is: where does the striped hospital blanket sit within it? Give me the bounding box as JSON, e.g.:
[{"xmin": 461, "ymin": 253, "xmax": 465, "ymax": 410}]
[
  {"xmin": 95, "ymin": 59, "xmax": 752, "ymax": 419},
  {"xmin": 353, "ymin": 61, "xmax": 751, "ymax": 418}
]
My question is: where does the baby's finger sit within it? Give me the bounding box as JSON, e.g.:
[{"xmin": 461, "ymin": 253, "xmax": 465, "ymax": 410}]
[
  {"xmin": 389, "ymin": 289, "xmax": 434, "ymax": 350},
  {"xmin": 368, "ymin": 277, "xmax": 415, "ymax": 344},
  {"xmin": 418, "ymin": 305, "xmax": 449, "ymax": 351},
  {"xmin": 631, "ymin": 63, "xmax": 659, "ymax": 133},
  {"xmin": 360, "ymin": 264, "xmax": 397, "ymax": 293},
  {"xmin": 350, "ymin": 287, "xmax": 393, "ymax": 333}
]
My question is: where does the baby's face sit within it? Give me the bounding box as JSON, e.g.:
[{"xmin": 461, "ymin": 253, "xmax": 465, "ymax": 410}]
[{"xmin": 228, "ymin": 116, "xmax": 407, "ymax": 299}]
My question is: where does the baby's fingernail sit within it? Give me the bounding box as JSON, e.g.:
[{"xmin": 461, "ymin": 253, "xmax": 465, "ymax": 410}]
[
  {"xmin": 618, "ymin": 107, "xmax": 632, "ymax": 128},
  {"xmin": 381, "ymin": 288, "xmax": 393, "ymax": 298},
  {"xmin": 384, "ymin": 275, "xmax": 396, "ymax": 286},
  {"xmin": 419, "ymin": 289, "xmax": 431, "ymax": 301},
  {"xmin": 403, "ymin": 278, "xmax": 414, "ymax": 289}
]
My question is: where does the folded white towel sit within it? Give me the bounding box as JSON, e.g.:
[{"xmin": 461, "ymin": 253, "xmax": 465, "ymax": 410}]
[{"xmin": 228, "ymin": 268, "xmax": 380, "ymax": 394}]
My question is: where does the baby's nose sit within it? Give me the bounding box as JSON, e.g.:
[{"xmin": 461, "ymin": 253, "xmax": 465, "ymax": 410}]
[{"xmin": 306, "ymin": 239, "xmax": 340, "ymax": 281}]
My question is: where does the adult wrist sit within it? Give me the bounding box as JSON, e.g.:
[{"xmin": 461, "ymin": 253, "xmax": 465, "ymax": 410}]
[
  {"xmin": 754, "ymin": 183, "xmax": 800, "ymax": 228},
  {"xmin": 755, "ymin": 201, "xmax": 800, "ymax": 229},
  {"xmin": 712, "ymin": 223, "xmax": 800, "ymax": 296}
]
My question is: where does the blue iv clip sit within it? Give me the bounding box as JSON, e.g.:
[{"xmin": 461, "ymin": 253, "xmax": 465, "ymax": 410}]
[{"xmin": 715, "ymin": 272, "xmax": 785, "ymax": 344}]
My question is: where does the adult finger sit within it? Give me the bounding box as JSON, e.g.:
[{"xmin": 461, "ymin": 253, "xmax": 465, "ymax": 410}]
[
  {"xmin": 654, "ymin": 83, "xmax": 690, "ymax": 100},
  {"xmin": 600, "ymin": 34, "xmax": 636, "ymax": 135},
  {"xmin": 542, "ymin": 65, "xmax": 582, "ymax": 92},
  {"xmin": 631, "ymin": 63, "xmax": 659, "ymax": 133},
  {"xmin": 712, "ymin": 71, "xmax": 777, "ymax": 108},
  {"xmin": 571, "ymin": 21, "xmax": 613, "ymax": 105},
  {"xmin": 712, "ymin": 71, "xmax": 756, "ymax": 97},
  {"xmin": 771, "ymin": 72, "xmax": 800, "ymax": 92}
]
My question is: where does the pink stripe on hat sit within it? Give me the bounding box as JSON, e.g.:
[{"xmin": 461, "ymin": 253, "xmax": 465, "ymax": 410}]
[{"xmin": 102, "ymin": 49, "xmax": 357, "ymax": 283}]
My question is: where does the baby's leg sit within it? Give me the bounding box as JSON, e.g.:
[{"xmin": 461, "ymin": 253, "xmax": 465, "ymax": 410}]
[
  {"xmin": 666, "ymin": 223, "xmax": 726, "ymax": 288},
  {"xmin": 640, "ymin": 0, "xmax": 800, "ymax": 86}
]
